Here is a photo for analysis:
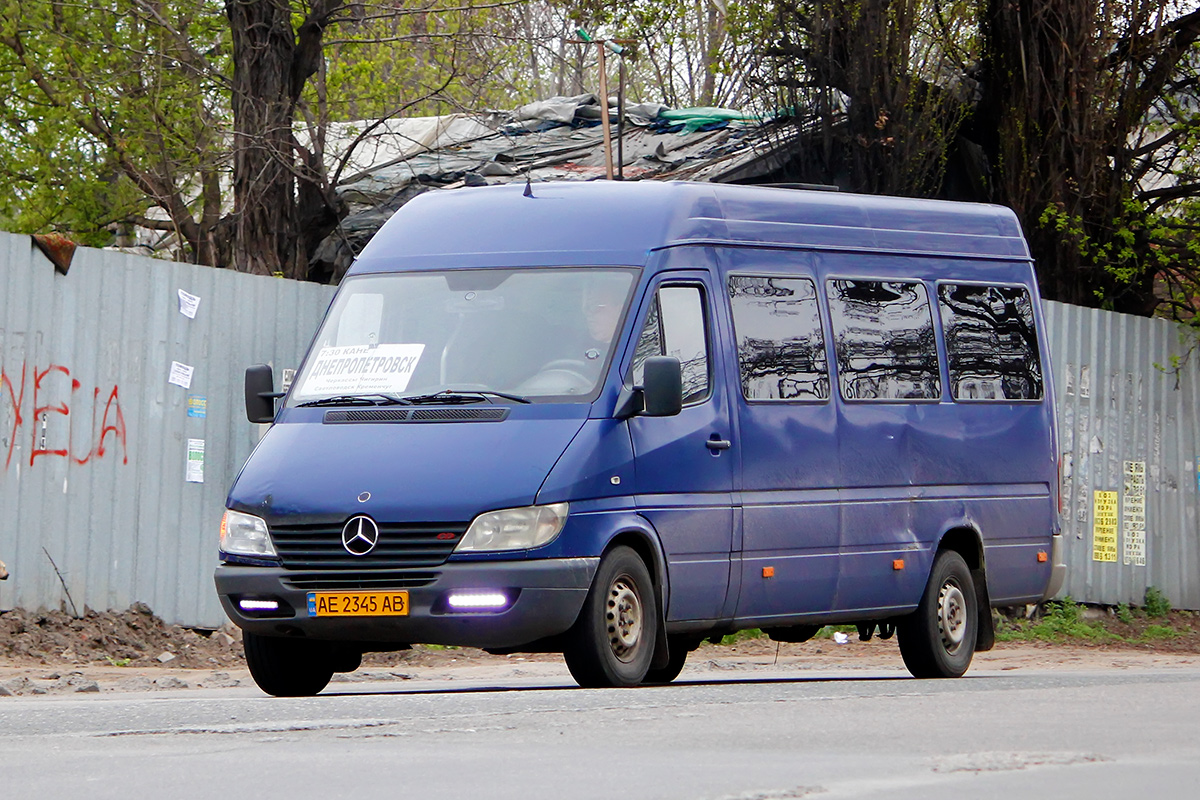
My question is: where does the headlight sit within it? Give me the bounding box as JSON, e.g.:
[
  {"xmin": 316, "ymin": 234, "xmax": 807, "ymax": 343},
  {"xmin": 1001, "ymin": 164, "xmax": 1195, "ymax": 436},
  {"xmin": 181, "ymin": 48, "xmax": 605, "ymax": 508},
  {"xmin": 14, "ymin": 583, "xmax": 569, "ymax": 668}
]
[
  {"xmin": 220, "ymin": 510, "xmax": 277, "ymax": 558},
  {"xmin": 455, "ymin": 503, "xmax": 568, "ymax": 552}
]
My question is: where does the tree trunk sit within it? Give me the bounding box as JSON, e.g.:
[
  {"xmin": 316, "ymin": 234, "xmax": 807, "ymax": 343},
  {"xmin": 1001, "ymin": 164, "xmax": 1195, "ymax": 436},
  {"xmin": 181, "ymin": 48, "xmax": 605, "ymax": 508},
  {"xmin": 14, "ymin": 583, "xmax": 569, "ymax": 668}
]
[
  {"xmin": 975, "ymin": 0, "xmax": 1165, "ymax": 315},
  {"xmin": 226, "ymin": 0, "xmax": 300, "ymax": 276}
]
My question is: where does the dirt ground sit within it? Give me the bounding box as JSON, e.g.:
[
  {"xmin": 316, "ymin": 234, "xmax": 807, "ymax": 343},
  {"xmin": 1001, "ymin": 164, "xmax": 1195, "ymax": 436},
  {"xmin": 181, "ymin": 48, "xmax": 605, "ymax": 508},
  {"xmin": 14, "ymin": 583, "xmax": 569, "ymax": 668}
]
[{"xmin": 1, "ymin": 604, "xmax": 1198, "ymax": 696}]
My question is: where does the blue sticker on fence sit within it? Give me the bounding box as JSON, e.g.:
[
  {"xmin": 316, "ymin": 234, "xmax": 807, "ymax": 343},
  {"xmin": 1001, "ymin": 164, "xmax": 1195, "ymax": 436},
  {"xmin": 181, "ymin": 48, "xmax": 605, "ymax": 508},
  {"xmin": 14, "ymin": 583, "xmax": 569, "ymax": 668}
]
[{"xmin": 187, "ymin": 395, "xmax": 207, "ymax": 418}]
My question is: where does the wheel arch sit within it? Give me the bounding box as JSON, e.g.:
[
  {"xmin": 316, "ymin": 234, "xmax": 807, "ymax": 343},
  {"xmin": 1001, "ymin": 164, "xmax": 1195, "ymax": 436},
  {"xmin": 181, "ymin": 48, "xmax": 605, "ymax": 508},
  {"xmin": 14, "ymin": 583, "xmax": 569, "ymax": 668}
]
[
  {"xmin": 933, "ymin": 525, "xmax": 995, "ymax": 652},
  {"xmin": 599, "ymin": 522, "xmax": 672, "ymax": 670}
]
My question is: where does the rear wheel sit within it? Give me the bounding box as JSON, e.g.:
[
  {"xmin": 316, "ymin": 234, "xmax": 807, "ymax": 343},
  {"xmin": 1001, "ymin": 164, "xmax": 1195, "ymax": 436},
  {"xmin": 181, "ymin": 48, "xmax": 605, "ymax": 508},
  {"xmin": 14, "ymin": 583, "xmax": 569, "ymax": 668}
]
[
  {"xmin": 243, "ymin": 632, "xmax": 335, "ymax": 697},
  {"xmin": 563, "ymin": 546, "xmax": 658, "ymax": 688},
  {"xmin": 898, "ymin": 550, "xmax": 977, "ymax": 678}
]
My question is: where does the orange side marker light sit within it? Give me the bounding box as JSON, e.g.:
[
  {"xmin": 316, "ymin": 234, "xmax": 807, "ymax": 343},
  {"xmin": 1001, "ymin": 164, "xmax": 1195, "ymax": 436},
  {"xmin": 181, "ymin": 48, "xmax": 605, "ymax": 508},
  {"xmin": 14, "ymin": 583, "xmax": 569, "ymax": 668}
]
[
  {"xmin": 892, "ymin": 559, "xmax": 905, "ymax": 571},
  {"xmin": 1037, "ymin": 551, "xmax": 1048, "ymax": 563},
  {"xmin": 762, "ymin": 566, "xmax": 775, "ymax": 578}
]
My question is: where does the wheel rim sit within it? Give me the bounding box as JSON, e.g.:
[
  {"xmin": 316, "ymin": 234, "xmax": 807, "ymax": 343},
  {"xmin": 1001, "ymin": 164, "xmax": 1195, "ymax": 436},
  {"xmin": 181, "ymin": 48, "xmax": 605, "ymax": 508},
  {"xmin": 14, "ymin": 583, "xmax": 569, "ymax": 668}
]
[
  {"xmin": 606, "ymin": 575, "xmax": 643, "ymax": 663},
  {"xmin": 937, "ymin": 580, "xmax": 968, "ymax": 654}
]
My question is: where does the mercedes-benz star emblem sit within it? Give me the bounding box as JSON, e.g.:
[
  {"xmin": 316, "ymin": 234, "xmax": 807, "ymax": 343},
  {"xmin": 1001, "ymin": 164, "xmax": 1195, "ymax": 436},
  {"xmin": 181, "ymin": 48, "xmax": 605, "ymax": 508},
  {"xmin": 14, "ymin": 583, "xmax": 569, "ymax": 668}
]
[{"xmin": 341, "ymin": 515, "xmax": 380, "ymax": 556}]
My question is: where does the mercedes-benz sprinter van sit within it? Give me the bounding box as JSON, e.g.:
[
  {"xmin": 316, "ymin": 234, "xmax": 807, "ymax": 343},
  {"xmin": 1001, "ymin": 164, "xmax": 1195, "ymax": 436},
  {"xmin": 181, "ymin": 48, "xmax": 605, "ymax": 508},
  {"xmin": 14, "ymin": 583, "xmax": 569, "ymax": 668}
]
[{"xmin": 215, "ymin": 181, "xmax": 1063, "ymax": 695}]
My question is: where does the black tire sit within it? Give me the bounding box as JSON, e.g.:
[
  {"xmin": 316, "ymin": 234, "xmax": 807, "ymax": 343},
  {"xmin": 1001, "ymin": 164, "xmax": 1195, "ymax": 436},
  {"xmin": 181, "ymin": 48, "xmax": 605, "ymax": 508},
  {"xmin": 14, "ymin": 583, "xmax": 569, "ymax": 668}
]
[
  {"xmin": 243, "ymin": 632, "xmax": 335, "ymax": 697},
  {"xmin": 330, "ymin": 647, "xmax": 362, "ymax": 674},
  {"xmin": 643, "ymin": 635, "xmax": 690, "ymax": 684},
  {"xmin": 563, "ymin": 546, "xmax": 658, "ymax": 688},
  {"xmin": 898, "ymin": 550, "xmax": 977, "ymax": 679}
]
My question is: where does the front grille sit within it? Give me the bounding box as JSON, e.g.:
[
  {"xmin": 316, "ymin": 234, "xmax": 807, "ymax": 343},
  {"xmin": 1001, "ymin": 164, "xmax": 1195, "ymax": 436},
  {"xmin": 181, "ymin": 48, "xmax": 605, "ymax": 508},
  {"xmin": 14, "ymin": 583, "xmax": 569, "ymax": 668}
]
[
  {"xmin": 271, "ymin": 521, "xmax": 467, "ymax": 570},
  {"xmin": 281, "ymin": 571, "xmax": 440, "ymax": 591}
]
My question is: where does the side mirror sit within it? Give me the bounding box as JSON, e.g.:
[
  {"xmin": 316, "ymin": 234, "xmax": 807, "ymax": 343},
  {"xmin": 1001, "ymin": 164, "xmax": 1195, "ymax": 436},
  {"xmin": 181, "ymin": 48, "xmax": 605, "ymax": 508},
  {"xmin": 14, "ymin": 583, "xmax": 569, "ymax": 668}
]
[
  {"xmin": 641, "ymin": 356, "xmax": 683, "ymax": 417},
  {"xmin": 245, "ymin": 365, "xmax": 280, "ymax": 423}
]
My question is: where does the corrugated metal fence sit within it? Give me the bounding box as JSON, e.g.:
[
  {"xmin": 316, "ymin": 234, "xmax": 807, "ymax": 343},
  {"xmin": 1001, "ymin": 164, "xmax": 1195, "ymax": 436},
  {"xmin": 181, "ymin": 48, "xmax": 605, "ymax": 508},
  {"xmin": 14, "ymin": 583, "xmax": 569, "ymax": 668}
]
[
  {"xmin": 1045, "ymin": 301, "xmax": 1200, "ymax": 610},
  {"xmin": 1, "ymin": 233, "xmax": 335, "ymax": 626},
  {"xmin": 3, "ymin": 233, "xmax": 1200, "ymax": 624}
]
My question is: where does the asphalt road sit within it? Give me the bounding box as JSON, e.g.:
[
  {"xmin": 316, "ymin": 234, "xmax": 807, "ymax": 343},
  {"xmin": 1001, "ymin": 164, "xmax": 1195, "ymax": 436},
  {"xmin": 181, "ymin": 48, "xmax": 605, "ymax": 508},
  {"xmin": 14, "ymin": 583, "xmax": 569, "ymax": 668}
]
[{"xmin": 2, "ymin": 666, "xmax": 1198, "ymax": 799}]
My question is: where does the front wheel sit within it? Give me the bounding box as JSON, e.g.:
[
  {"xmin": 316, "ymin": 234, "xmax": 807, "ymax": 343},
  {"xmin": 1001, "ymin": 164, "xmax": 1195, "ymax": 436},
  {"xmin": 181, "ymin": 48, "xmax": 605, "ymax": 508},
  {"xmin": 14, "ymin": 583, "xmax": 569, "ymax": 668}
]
[
  {"xmin": 897, "ymin": 550, "xmax": 977, "ymax": 679},
  {"xmin": 563, "ymin": 546, "xmax": 658, "ymax": 688},
  {"xmin": 243, "ymin": 632, "xmax": 335, "ymax": 697}
]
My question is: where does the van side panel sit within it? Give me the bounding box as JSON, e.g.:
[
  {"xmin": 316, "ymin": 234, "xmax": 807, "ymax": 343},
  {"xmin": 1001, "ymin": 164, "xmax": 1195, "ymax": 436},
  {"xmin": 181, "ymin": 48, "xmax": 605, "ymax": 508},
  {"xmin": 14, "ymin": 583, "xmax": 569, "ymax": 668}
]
[
  {"xmin": 814, "ymin": 252, "xmax": 1055, "ymax": 612},
  {"xmin": 715, "ymin": 248, "xmax": 842, "ymax": 619},
  {"xmin": 706, "ymin": 245, "xmax": 1056, "ymax": 622},
  {"xmin": 626, "ymin": 266, "xmax": 738, "ymax": 622}
]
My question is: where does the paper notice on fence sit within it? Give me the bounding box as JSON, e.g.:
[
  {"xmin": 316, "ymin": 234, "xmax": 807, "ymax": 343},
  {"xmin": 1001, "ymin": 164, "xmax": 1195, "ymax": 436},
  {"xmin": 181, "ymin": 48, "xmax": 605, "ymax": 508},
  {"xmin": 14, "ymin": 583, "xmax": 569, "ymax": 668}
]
[
  {"xmin": 186, "ymin": 439, "xmax": 204, "ymax": 483},
  {"xmin": 1092, "ymin": 489, "xmax": 1119, "ymax": 562},
  {"xmin": 178, "ymin": 289, "xmax": 201, "ymax": 319},
  {"xmin": 300, "ymin": 344, "xmax": 425, "ymax": 396},
  {"xmin": 1123, "ymin": 460, "xmax": 1147, "ymax": 566},
  {"xmin": 169, "ymin": 361, "xmax": 194, "ymax": 389}
]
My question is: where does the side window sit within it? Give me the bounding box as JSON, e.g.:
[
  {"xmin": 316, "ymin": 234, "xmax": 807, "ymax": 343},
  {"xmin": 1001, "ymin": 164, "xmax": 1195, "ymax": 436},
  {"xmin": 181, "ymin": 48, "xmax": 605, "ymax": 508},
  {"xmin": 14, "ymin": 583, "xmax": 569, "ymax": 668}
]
[
  {"xmin": 827, "ymin": 279, "xmax": 940, "ymax": 401},
  {"xmin": 728, "ymin": 276, "xmax": 829, "ymax": 401},
  {"xmin": 631, "ymin": 285, "xmax": 710, "ymax": 403},
  {"xmin": 938, "ymin": 284, "xmax": 1044, "ymax": 401}
]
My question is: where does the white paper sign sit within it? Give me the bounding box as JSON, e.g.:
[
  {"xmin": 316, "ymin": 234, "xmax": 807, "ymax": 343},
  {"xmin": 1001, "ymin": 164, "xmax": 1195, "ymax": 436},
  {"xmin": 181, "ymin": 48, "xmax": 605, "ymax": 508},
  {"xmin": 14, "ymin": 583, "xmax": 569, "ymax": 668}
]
[
  {"xmin": 301, "ymin": 344, "xmax": 425, "ymax": 396},
  {"xmin": 178, "ymin": 289, "xmax": 201, "ymax": 319},
  {"xmin": 1123, "ymin": 460, "xmax": 1146, "ymax": 566},
  {"xmin": 169, "ymin": 361, "xmax": 194, "ymax": 389},
  {"xmin": 186, "ymin": 439, "xmax": 205, "ymax": 483}
]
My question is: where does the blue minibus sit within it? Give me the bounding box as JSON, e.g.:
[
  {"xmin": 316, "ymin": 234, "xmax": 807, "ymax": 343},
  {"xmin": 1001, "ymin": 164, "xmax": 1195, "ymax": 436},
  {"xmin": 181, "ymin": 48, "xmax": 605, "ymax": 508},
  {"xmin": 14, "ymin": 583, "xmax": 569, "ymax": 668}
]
[{"xmin": 215, "ymin": 181, "xmax": 1064, "ymax": 695}]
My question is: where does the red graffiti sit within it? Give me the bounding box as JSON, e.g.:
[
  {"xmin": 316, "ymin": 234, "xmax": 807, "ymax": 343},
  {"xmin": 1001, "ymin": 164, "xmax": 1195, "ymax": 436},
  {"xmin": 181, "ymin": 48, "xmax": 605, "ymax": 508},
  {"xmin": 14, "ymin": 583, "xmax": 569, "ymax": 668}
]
[
  {"xmin": 1, "ymin": 364, "xmax": 24, "ymax": 469},
  {"xmin": 0, "ymin": 361, "xmax": 127, "ymax": 472}
]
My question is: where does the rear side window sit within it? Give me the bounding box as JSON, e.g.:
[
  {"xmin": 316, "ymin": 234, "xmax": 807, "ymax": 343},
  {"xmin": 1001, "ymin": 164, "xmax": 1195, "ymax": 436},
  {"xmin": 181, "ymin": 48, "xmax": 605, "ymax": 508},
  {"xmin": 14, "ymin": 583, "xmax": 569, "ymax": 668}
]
[
  {"xmin": 937, "ymin": 284, "xmax": 1044, "ymax": 401},
  {"xmin": 728, "ymin": 276, "xmax": 829, "ymax": 401},
  {"xmin": 631, "ymin": 285, "xmax": 711, "ymax": 403},
  {"xmin": 827, "ymin": 280, "xmax": 940, "ymax": 401}
]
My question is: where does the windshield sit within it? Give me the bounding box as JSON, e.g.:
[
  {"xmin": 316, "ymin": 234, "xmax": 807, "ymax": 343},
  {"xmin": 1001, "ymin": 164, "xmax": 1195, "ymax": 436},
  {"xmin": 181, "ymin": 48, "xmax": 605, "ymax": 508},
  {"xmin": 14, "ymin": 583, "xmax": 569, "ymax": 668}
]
[{"xmin": 289, "ymin": 268, "xmax": 638, "ymax": 406}]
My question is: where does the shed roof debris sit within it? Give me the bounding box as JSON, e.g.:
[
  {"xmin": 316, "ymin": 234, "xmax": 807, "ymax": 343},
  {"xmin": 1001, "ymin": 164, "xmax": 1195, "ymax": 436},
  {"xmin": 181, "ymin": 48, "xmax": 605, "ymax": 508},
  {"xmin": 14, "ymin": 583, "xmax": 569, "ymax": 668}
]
[{"xmin": 311, "ymin": 95, "xmax": 808, "ymax": 281}]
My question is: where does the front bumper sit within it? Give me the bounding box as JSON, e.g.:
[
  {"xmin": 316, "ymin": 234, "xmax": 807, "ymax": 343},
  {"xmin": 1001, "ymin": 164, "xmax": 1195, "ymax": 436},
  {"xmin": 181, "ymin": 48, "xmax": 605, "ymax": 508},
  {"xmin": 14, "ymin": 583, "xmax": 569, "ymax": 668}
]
[{"xmin": 215, "ymin": 557, "xmax": 599, "ymax": 649}]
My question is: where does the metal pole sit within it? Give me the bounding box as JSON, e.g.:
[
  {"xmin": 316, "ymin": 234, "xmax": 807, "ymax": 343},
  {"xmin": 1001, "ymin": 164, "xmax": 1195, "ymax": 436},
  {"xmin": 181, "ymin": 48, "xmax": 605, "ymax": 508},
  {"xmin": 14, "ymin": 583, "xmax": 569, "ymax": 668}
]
[
  {"xmin": 617, "ymin": 58, "xmax": 625, "ymax": 180},
  {"xmin": 597, "ymin": 44, "xmax": 614, "ymax": 180}
]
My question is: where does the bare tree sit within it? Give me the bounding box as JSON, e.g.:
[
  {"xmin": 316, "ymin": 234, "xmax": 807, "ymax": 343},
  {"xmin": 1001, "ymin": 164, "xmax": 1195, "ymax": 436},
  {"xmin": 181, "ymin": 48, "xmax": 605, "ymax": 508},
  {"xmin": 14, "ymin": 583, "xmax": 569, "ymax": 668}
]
[{"xmin": 760, "ymin": 0, "xmax": 1200, "ymax": 317}]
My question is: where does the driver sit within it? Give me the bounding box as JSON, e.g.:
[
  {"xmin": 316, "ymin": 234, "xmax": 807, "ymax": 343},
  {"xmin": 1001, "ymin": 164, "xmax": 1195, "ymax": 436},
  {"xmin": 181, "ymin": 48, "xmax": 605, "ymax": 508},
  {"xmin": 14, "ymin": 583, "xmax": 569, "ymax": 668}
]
[
  {"xmin": 582, "ymin": 279, "xmax": 626, "ymax": 356},
  {"xmin": 519, "ymin": 276, "xmax": 629, "ymax": 395}
]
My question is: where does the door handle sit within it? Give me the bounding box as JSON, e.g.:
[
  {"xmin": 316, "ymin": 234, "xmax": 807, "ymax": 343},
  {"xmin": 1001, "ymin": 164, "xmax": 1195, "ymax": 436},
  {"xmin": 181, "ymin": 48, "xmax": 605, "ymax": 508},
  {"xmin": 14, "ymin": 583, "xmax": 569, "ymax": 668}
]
[{"xmin": 706, "ymin": 437, "xmax": 732, "ymax": 451}]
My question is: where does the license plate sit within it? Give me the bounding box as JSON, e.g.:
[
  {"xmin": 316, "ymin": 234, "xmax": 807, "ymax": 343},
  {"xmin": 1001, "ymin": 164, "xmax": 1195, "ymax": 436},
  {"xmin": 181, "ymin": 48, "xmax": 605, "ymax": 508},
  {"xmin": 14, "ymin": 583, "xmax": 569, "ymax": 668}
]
[{"xmin": 307, "ymin": 591, "xmax": 409, "ymax": 617}]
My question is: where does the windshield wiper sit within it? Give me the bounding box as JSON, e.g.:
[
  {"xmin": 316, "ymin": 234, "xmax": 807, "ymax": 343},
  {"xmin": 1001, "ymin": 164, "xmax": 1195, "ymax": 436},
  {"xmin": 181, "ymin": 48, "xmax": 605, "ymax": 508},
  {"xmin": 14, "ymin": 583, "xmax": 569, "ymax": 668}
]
[
  {"xmin": 401, "ymin": 389, "xmax": 531, "ymax": 405},
  {"xmin": 297, "ymin": 393, "xmax": 412, "ymax": 408}
]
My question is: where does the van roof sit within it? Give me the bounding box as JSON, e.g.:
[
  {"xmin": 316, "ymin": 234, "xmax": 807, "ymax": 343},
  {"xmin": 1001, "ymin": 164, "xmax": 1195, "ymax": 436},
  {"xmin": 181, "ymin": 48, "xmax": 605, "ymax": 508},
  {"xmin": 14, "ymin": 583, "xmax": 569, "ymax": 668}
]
[{"xmin": 348, "ymin": 181, "xmax": 1030, "ymax": 275}]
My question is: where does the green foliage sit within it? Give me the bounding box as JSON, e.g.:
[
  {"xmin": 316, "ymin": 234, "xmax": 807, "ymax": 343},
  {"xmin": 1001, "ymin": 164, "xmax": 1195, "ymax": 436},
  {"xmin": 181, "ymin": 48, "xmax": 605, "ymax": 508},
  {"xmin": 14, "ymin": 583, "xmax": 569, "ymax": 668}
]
[
  {"xmin": 0, "ymin": 0, "xmax": 562, "ymax": 266},
  {"xmin": 0, "ymin": 0, "xmax": 230, "ymax": 248},
  {"xmin": 559, "ymin": 0, "xmax": 767, "ymax": 108},
  {"xmin": 1141, "ymin": 624, "xmax": 1181, "ymax": 641},
  {"xmin": 718, "ymin": 628, "xmax": 768, "ymax": 644},
  {"xmin": 1145, "ymin": 586, "xmax": 1172, "ymax": 618},
  {"xmin": 1037, "ymin": 196, "xmax": 1172, "ymax": 310},
  {"xmin": 995, "ymin": 598, "xmax": 1121, "ymax": 643},
  {"xmin": 315, "ymin": 2, "xmax": 525, "ymax": 120},
  {"xmin": 1116, "ymin": 603, "xmax": 1135, "ymax": 624}
]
